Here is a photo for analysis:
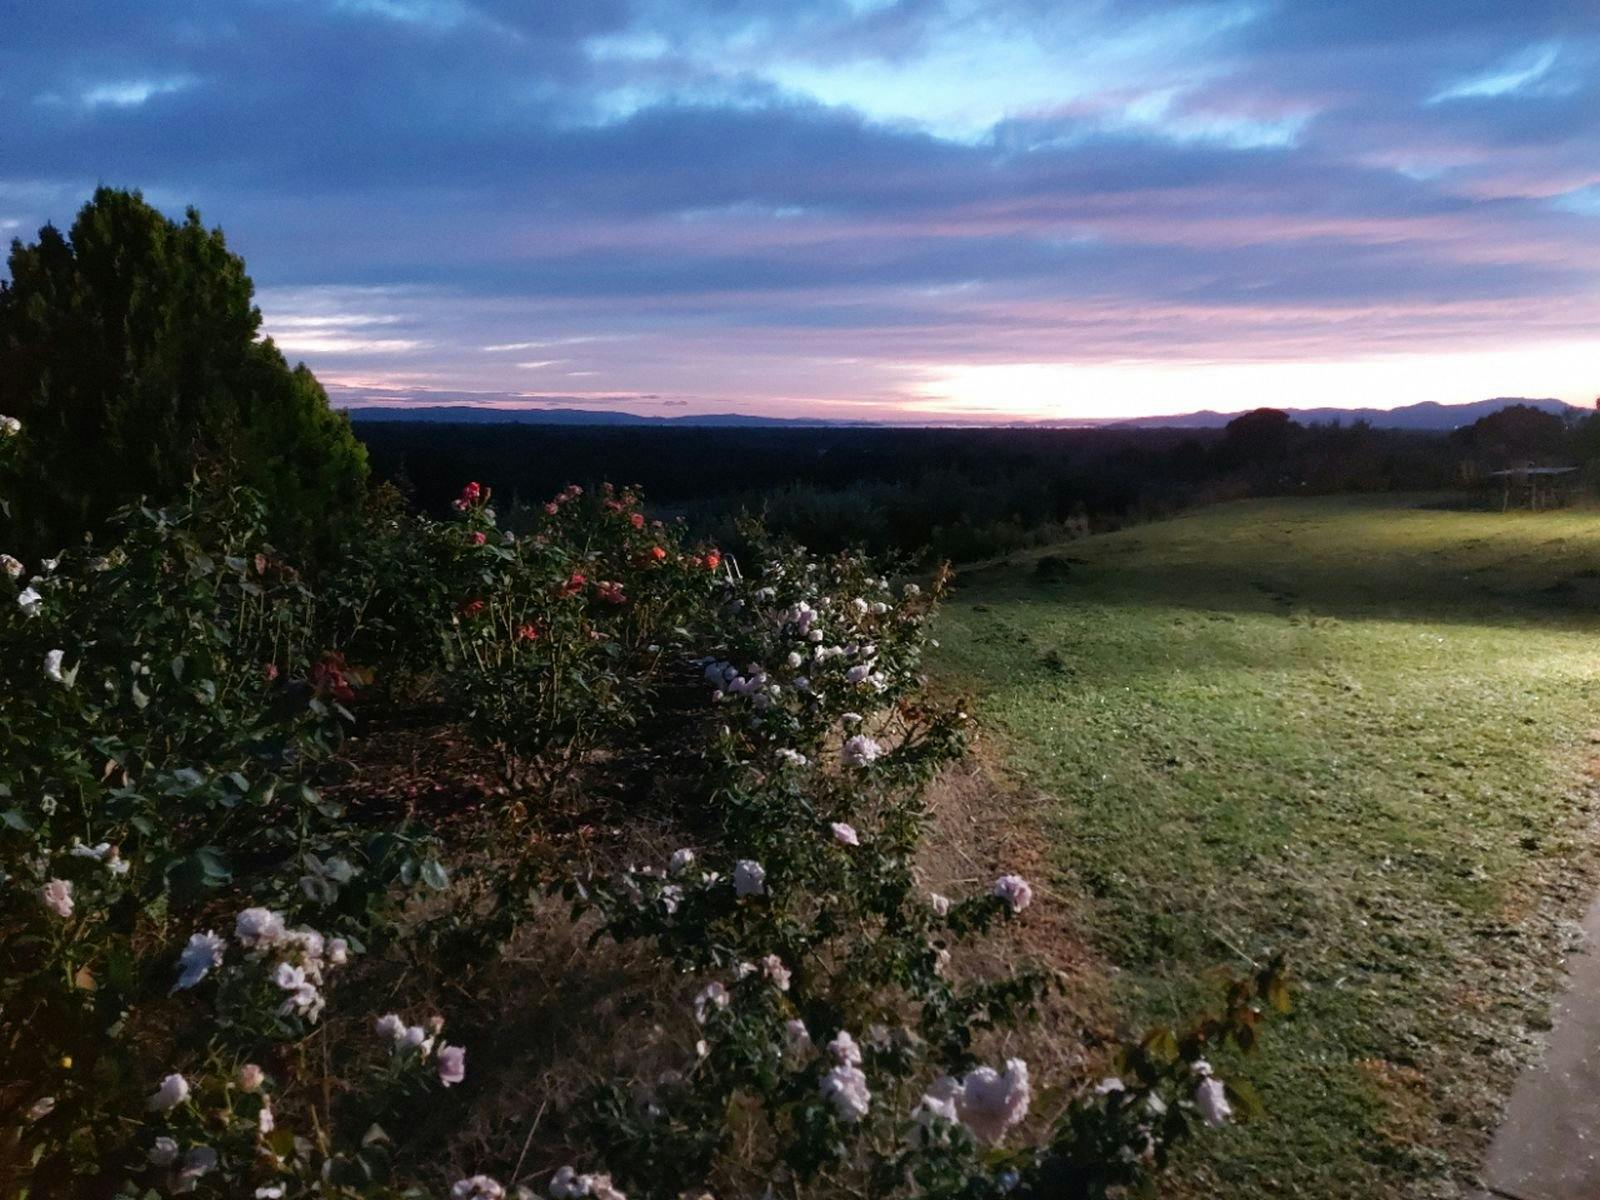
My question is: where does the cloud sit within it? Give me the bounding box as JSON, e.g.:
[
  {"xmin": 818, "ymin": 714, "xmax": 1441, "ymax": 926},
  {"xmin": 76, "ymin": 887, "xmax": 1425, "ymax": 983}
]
[
  {"xmin": 257, "ymin": 287, "xmax": 431, "ymax": 356},
  {"xmin": 1429, "ymin": 42, "xmax": 1564, "ymax": 103},
  {"xmin": 1, "ymin": 0, "xmax": 1598, "ymax": 419},
  {"xmin": 76, "ymin": 75, "xmax": 198, "ymax": 108},
  {"xmin": 1552, "ymin": 185, "xmax": 1600, "ymax": 216}
]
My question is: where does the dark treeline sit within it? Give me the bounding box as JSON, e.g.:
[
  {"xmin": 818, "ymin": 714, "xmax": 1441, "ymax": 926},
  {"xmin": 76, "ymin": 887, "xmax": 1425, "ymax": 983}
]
[{"xmin": 357, "ymin": 402, "xmax": 1595, "ymax": 563}]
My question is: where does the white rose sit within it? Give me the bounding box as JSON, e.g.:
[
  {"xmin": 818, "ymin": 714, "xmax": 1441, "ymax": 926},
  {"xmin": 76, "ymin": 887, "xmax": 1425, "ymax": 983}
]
[
  {"xmin": 733, "ymin": 859, "xmax": 765, "ymax": 897},
  {"xmin": 692, "ymin": 981, "xmax": 730, "ymax": 1024},
  {"xmin": 452, "ymin": 1177, "xmax": 505, "ymax": 1200},
  {"xmin": 992, "ymin": 874, "xmax": 1033, "ymax": 914},
  {"xmin": 820, "ymin": 1064, "xmax": 871, "ymax": 1122},
  {"xmin": 842, "ymin": 734, "xmax": 881, "ymax": 767},
  {"xmin": 827, "ymin": 1030, "xmax": 862, "ymax": 1066},
  {"xmin": 173, "ymin": 930, "xmax": 226, "ymax": 990},
  {"xmin": 955, "ymin": 1059, "xmax": 1031, "ymax": 1143},
  {"xmin": 146, "ymin": 1073, "xmax": 190, "ymax": 1112},
  {"xmin": 234, "ymin": 906, "xmax": 286, "ymax": 949},
  {"xmin": 148, "ymin": 1136, "xmax": 180, "ymax": 1166},
  {"xmin": 760, "ymin": 953, "xmax": 791, "ymax": 991},
  {"xmin": 1193, "ymin": 1064, "xmax": 1233, "ymax": 1127},
  {"xmin": 39, "ymin": 879, "xmax": 74, "ymax": 919},
  {"xmin": 784, "ymin": 1018, "xmax": 812, "ymax": 1059}
]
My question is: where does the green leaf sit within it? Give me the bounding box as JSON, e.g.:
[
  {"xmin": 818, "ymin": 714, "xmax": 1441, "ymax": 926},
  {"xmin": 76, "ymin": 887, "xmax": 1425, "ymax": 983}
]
[
  {"xmin": 1228, "ymin": 1077, "xmax": 1265, "ymax": 1120},
  {"xmin": 196, "ymin": 847, "xmax": 232, "ymax": 882},
  {"xmin": 325, "ymin": 857, "xmax": 355, "ymax": 883},
  {"xmin": 420, "ymin": 858, "xmax": 449, "ymax": 890},
  {"xmin": 1266, "ymin": 975, "xmax": 1292, "ymax": 1015},
  {"xmin": 267, "ymin": 1128, "xmax": 296, "ymax": 1160}
]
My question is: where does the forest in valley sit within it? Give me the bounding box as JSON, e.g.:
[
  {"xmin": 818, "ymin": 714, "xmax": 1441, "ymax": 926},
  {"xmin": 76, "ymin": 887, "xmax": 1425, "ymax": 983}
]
[{"xmin": 357, "ymin": 400, "xmax": 1595, "ymax": 563}]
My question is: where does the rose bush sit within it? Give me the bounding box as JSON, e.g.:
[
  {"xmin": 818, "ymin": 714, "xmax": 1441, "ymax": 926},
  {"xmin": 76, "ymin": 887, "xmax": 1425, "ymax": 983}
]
[
  {"xmin": 437, "ymin": 481, "xmax": 721, "ymax": 791},
  {"xmin": 559, "ymin": 537, "xmax": 1288, "ymax": 1198},
  {"xmin": 0, "ymin": 449, "xmax": 1286, "ymax": 1198},
  {"xmin": 0, "ymin": 482, "xmax": 447, "ymax": 1194}
]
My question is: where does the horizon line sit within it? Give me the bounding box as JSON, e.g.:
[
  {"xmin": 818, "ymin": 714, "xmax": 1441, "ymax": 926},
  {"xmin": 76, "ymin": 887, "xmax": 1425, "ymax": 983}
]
[{"xmin": 333, "ymin": 393, "xmax": 1581, "ymax": 419}]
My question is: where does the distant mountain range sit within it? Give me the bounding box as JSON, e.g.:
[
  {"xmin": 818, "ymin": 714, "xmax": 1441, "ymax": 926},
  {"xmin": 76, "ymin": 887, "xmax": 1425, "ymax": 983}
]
[
  {"xmin": 346, "ymin": 405, "xmax": 859, "ymax": 428},
  {"xmin": 1105, "ymin": 397, "xmax": 1582, "ymax": 431},
  {"xmin": 344, "ymin": 396, "xmax": 1586, "ymax": 432}
]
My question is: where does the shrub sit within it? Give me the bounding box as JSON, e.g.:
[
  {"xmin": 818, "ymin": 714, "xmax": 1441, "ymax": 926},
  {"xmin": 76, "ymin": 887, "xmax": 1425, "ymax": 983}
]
[
  {"xmin": 438, "ymin": 482, "xmax": 721, "ymax": 790},
  {"xmin": 0, "ymin": 187, "xmax": 368, "ymax": 557},
  {"xmin": 559, "ymin": 540, "xmax": 1287, "ymax": 1198},
  {"xmin": 0, "ymin": 464, "xmax": 1285, "ymax": 1198},
  {"xmin": 0, "ymin": 481, "xmax": 442, "ymax": 1194}
]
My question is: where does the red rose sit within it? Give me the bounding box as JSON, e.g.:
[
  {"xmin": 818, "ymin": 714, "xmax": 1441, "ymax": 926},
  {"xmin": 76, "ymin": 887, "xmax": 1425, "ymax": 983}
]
[
  {"xmin": 705, "ymin": 552, "xmax": 721, "ymax": 571},
  {"xmin": 516, "ymin": 623, "xmax": 539, "ymax": 642},
  {"xmin": 630, "ymin": 512, "xmax": 645, "ymax": 529},
  {"xmin": 460, "ymin": 599, "xmax": 486, "ymax": 618},
  {"xmin": 469, "ymin": 531, "xmax": 487, "ymax": 546},
  {"xmin": 308, "ymin": 651, "xmax": 355, "ymax": 703}
]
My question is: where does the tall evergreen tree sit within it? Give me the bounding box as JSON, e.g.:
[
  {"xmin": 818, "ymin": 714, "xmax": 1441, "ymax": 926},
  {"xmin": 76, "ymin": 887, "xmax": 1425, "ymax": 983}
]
[{"xmin": 0, "ymin": 187, "xmax": 367, "ymax": 553}]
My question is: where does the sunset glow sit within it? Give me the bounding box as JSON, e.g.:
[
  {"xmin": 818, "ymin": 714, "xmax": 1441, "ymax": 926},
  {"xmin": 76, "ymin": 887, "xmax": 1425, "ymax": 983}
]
[{"xmin": 910, "ymin": 341, "xmax": 1600, "ymax": 423}]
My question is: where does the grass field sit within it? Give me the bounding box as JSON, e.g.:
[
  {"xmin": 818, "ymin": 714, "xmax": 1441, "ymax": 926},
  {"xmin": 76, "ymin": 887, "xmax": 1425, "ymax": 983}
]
[{"xmin": 933, "ymin": 495, "xmax": 1600, "ymax": 1198}]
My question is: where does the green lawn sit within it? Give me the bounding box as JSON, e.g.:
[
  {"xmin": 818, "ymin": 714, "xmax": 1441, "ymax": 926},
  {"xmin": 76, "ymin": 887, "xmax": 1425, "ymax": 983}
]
[{"xmin": 933, "ymin": 495, "xmax": 1600, "ymax": 1198}]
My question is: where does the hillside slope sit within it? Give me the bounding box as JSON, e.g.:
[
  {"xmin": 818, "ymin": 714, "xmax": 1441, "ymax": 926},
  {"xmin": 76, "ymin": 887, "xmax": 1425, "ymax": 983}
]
[{"xmin": 934, "ymin": 495, "xmax": 1600, "ymax": 1198}]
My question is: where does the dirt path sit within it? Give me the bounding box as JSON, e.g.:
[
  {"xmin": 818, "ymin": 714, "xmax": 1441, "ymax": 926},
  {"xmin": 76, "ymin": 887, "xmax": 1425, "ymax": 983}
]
[{"xmin": 918, "ymin": 755, "xmax": 1117, "ymax": 1091}]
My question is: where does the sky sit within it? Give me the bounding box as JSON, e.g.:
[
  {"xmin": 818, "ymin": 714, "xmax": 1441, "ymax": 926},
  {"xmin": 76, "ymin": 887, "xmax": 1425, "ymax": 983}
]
[{"xmin": 3, "ymin": 0, "xmax": 1598, "ymax": 423}]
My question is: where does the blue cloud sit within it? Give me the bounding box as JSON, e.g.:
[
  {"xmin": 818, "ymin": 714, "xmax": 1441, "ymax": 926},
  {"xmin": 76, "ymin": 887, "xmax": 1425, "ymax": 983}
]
[{"xmin": 1429, "ymin": 42, "xmax": 1565, "ymax": 103}]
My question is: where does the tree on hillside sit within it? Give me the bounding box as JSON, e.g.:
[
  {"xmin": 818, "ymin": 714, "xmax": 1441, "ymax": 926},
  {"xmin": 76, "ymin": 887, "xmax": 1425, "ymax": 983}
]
[
  {"xmin": 0, "ymin": 187, "xmax": 367, "ymax": 553},
  {"xmin": 1450, "ymin": 403, "xmax": 1569, "ymax": 467},
  {"xmin": 1221, "ymin": 406, "xmax": 1298, "ymax": 465}
]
